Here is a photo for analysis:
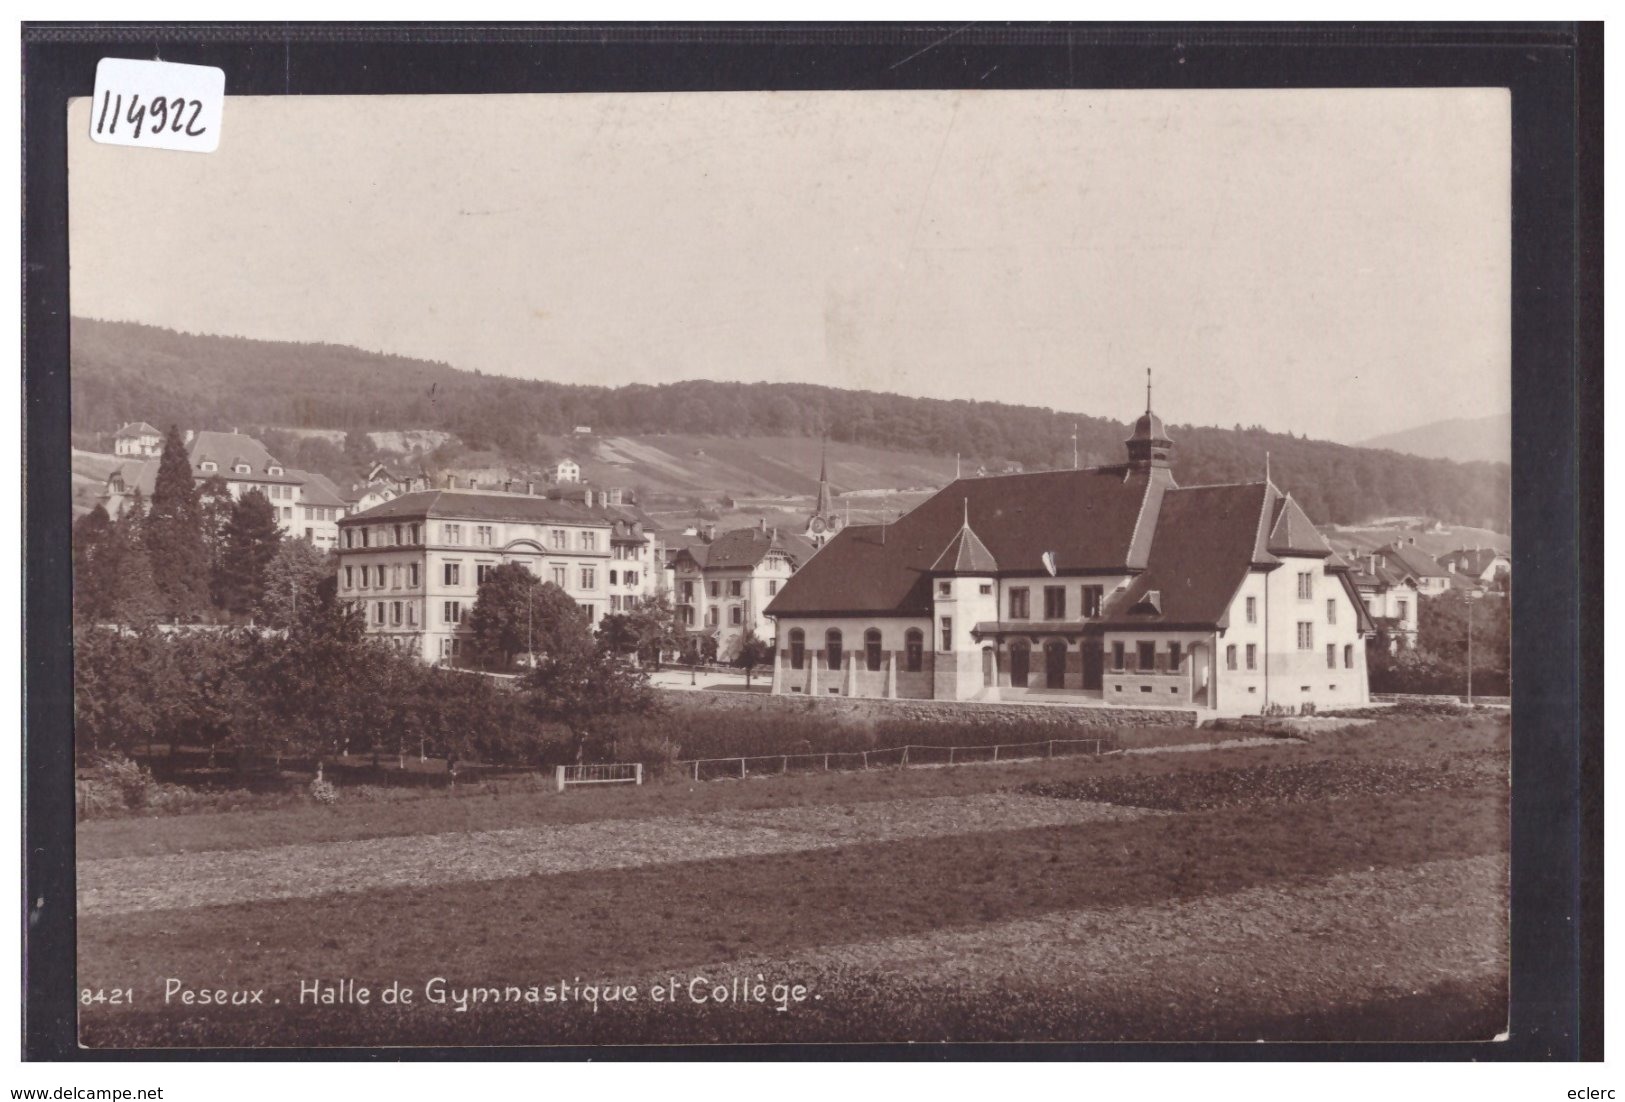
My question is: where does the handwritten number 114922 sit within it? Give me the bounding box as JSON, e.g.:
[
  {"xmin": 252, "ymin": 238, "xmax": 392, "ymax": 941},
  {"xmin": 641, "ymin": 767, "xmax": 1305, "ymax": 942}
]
[{"xmin": 96, "ymin": 90, "xmax": 206, "ymax": 140}]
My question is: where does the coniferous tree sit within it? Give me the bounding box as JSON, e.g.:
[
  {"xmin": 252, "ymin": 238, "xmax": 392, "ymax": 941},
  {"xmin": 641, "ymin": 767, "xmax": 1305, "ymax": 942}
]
[
  {"xmin": 196, "ymin": 475, "xmax": 235, "ymax": 611},
  {"xmin": 218, "ymin": 489, "xmax": 283, "ymax": 617},
  {"xmin": 144, "ymin": 425, "xmax": 210, "ymax": 618},
  {"xmin": 71, "ymin": 505, "xmax": 113, "ymax": 623},
  {"xmin": 102, "ymin": 493, "xmax": 162, "ymax": 625}
]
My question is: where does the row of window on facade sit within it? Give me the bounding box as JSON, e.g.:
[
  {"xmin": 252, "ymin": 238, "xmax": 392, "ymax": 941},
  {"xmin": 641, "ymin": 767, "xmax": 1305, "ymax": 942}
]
[
  {"xmin": 365, "ymin": 597, "xmax": 601, "ymax": 630},
  {"xmin": 343, "ymin": 561, "xmax": 610, "ymax": 592},
  {"xmin": 782, "ymin": 629, "xmax": 1359, "ymax": 677},
  {"xmin": 682, "ymin": 604, "xmax": 749, "ymax": 628},
  {"xmin": 679, "ymin": 579, "xmax": 779, "ymax": 602},
  {"xmin": 342, "ymin": 522, "xmax": 614, "ymax": 552}
]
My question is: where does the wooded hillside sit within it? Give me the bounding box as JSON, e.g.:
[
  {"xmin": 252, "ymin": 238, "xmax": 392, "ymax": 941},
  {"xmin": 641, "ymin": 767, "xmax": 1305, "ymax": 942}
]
[{"xmin": 69, "ymin": 318, "xmax": 1509, "ymax": 529}]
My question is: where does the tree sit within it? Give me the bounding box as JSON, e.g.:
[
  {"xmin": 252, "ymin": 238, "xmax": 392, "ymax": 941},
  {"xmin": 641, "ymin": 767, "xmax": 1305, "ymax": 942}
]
[
  {"xmin": 216, "ymin": 490, "xmax": 283, "ymax": 617},
  {"xmin": 525, "ymin": 644, "xmax": 659, "ymax": 762},
  {"xmin": 624, "ymin": 594, "xmax": 684, "ymax": 668},
  {"xmin": 257, "ymin": 540, "xmax": 335, "ymax": 629},
  {"xmin": 144, "ymin": 425, "xmax": 210, "ymax": 618},
  {"xmin": 99, "ymin": 494, "xmax": 162, "ymax": 625},
  {"xmin": 731, "ymin": 626, "xmax": 775, "ymax": 687},
  {"xmin": 465, "ymin": 562, "xmax": 593, "ymax": 669},
  {"xmin": 195, "ymin": 475, "xmax": 235, "ymax": 610},
  {"xmin": 71, "ymin": 505, "xmax": 113, "ymax": 623}
]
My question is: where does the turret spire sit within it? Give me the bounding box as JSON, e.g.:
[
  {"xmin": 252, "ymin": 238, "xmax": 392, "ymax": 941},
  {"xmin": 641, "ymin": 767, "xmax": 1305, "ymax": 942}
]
[{"xmin": 1146, "ymin": 367, "xmax": 1153, "ymax": 414}]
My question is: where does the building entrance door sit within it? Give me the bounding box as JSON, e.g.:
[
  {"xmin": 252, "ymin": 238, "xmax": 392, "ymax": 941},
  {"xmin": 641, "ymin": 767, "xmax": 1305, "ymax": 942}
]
[
  {"xmin": 1082, "ymin": 643, "xmax": 1103, "ymax": 690},
  {"xmin": 1010, "ymin": 645, "xmax": 1029, "ymax": 688},
  {"xmin": 1045, "ymin": 641, "xmax": 1067, "ymax": 689}
]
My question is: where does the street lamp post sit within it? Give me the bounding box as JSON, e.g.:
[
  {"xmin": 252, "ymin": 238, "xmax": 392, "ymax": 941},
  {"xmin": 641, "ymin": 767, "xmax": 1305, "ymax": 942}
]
[{"xmin": 1466, "ymin": 593, "xmax": 1473, "ymax": 706}]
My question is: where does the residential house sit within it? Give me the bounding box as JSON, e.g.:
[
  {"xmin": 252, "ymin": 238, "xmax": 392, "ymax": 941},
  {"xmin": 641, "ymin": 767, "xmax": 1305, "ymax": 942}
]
[
  {"xmin": 1372, "ymin": 540, "xmax": 1453, "ymax": 596},
  {"xmin": 765, "ymin": 399, "xmax": 1374, "ymax": 712},
  {"xmin": 553, "ymin": 458, "xmax": 581, "ymax": 484},
  {"xmin": 335, "ymin": 488, "xmax": 621, "ymax": 663},
  {"xmin": 98, "ymin": 429, "xmax": 350, "ymax": 546},
  {"xmin": 112, "ymin": 421, "xmax": 162, "ymax": 457},
  {"xmin": 1436, "ymin": 546, "xmax": 1510, "ymax": 586},
  {"xmin": 672, "ymin": 521, "xmax": 816, "ymax": 660},
  {"xmin": 1346, "ymin": 551, "xmax": 1420, "ymax": 651}
]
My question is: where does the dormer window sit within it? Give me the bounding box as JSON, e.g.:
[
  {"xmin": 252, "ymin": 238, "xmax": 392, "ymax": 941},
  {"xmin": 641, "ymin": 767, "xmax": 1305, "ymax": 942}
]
[
  {"xmin": 268, "ymin": 465, "xmax": 283, "ymax": 476},
  {"xmin": 200, "ymin": 461, "xmax": 217, "ymax": 473},
  {"xmin": 234, "ymin": 463, "xmax": 250, "ymax": 474}
]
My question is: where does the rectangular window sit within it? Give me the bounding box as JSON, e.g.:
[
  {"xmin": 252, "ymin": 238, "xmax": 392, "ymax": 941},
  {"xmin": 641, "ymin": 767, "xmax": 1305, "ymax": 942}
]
[
  {"xmin": 1111, "ymin": 642, "xmax": 1125, "ymax": 671},
  {"xmin": 360, "ymin": 528, "xmax": 370, "ymax": 548},
  {"xmin": 766, "ymin": 580, "xmax": 776, "ymax": 595},
  {"xmin": 443, "ymin": 600, "xmax": 461, "ymax": 624},
  {"xmin": 1246, "ymin": 644, "xmax": 1257, "ymax": 670},
  {"xmin": 344, "ymin": 529, "xmax": 355, "ymax": 549},
  {"xmin": 374, "ymin": 602, "xmax": 386, "ymax": 625},
  {"xmin": 1008, "ymin": 587, "xmax": 1030, "ymax": 619},
  {"xmin": 1226, "ymin": 644, "xmax": 1237, "ymax": 670},
  {"xmin": 476, "ymin": 563, "xmax": 495, "ymax": 585},
  {"xmin": 444, "ymin": 524, "xmax": 463, "ymax": 544},
  {"xmin": 709, "ymin": 581, "xmax": 720, "ymax": 598},
  {"xmin": 940, "ymin": 616, "xmax": 952, "ymax": 651},
  {"xmin": 476, "ymin": 525, "xmax": 494, "ymax": 546},
  {"xmin": 408, "ymin": 564, "xmax": 420, "ymax": 587},
  {"xmin": 393, "ymin": 524, "xmax": 403, "ymax": 545},
  {"xmin": 344, "ymin": 566, "xmax": 353, "ymax": 589},
  {"xmin": 440, "ymin": 638, "xmax": 452, "ymax": 658},
  {"xmin": 1344, "ymin": 644, "xmax": 1354, "ymax": 668},
  {"xmin": 1298, "ymin": 571, "xmax": 1313, "ymax": 599},
  {"xmin": 1327, "ymin": 597, "xmax": 1337, "ymax": 624},
  {"xmin": 374, "ymin": 565, "xmax": 386, "ymax": 588},
  {"xmin": 707, "ymin": 607, "xmax": 718, "ymax": 626},
  {"xmin": 1136, "ymin": 641, "xmax": 1155, "ymax": 671},
  {"xmin": 610, "ymin": 595, "xmax": 621, "ymax": 612},
  {"xmin": 729, "ymin": 580, "xmax": 743, "ymax": 597},
  {"xmin": 550, "ymin": 529, "xmax": 567, "ymax": 550},
  {"xmin": 681, "ymin": 581, "xmax": 694, "ymax": 601},
  {"xmin": 1169, "ymin": 641, "xmax": 1182, "ymax": 670},
  {"xmin": 938, "ymin": 581, "xmax": 951, "ymax": 597},
  {"xmin": 730, "ymin": 606, "xmax": 743, "ymax": 626},
  {"xmin": 580, "ymin": 568, "xmax": 596, "ymax": 590},
  {"xmin": 409, "ymin": 523, "xmax": 420, "ymax": 544},
  {"xmin": 552, "ymin": 566, "xmax": 568, "ymax": 588},
  {"xmin": 1297, "ymin": 621, "xmax": 1313, "ymax": 650},
  {"xmin": 1246, "ymin": 596, "xmax": 1257, "ymax": 624},
  {"xmin": 392, "ymin": 601, "xmax": 403, "ymax": 626},
  {"xmin": 608, "ymin": 570, "xmax": 618, "ymax": 586},
  {"xmin": 1397, "ymin": 599, "xmax": 1409, "ymax": 621},
  {"xmin": 443, "ymin": 562, "xmax": 461, "ymax": 586},
  {"xmin": 1043, "ymin": 586, "xmax": 1066, "ymax": 620},
  {"xmin": 580, "ymin": 531, "xmax": 597, "ymax": 551},
  {"xmin": 1326, "ymin": 643, "xmax": 1336, "ymax": 669},
  {"xmin": 1082, "ymin": 585, "xmax": 1103, "ymax": 618},
  {"xmin": 407, "ymin": 603, "xmax": 418, "ymax": 626},
  {"xmin": 979, "ymin": 583, "xmax": 993, "ymax": 595}
]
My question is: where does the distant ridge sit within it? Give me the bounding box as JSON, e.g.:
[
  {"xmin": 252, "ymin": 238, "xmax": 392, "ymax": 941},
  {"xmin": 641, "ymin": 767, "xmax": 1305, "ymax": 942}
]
[
  {"xmin": 67, "ymin": 317, "xmax": 1509, "ymax": 530},
  {"xmin": 1359, "ymin": 413, "xmax": 1511, "ymax": 465}
]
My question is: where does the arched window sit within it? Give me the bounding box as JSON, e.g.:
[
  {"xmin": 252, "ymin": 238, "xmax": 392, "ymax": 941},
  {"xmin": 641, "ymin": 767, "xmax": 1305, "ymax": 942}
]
[
  {"xmin": 904, "ymin": 628, "xmax": 924, "ymax": 672},
  {"xmin": 789, "ymin": 629, "xmax": 805, "ymax": 670},
  {"xmin": 825, "ymin": 629, "xmax": 843, "ymax": 673},
  {"xmin": 864, "ymin": 628, "xmax": 883, "ymax": 672}
]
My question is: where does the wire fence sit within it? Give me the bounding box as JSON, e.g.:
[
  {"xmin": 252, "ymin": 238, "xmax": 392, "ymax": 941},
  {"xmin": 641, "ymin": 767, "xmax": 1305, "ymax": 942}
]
[{"xmin": 656, "ymin": 736, "xmax": 1111, "ymax": 783}]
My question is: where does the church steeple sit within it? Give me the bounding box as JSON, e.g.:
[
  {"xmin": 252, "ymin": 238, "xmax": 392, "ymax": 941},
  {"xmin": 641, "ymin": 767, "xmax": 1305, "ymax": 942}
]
[
  {"xmin": 1125, "ymin": 368, "xmax": 1174, "ymax": 474},
  {"xmin": 805, "ymin": 437, "xmax": 843, "ymax": 548}
]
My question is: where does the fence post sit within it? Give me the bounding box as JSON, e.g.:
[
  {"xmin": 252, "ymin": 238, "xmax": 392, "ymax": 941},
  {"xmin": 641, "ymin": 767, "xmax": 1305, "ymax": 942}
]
[
  {"xmin": 902, "ymin": 745, "xmax": 909, "ymax": 767},
  {"xmin": 862, "ymin": 751, "xmax": 869, "ymax": 770},
  {"xmin": 949, "ymin": 747, "xmax": 955, "ymax": 765},
  {"xmin": 781, "ymin": 755, "xmax": 787, "ymax": 775},
  {"xmin": 1048, "ymin": 740, "xmax": 1054, "ymax": 758},
  {"xmin": 554, "ymin": 765, "xmax": 565, "ymax": 793},
  {"xmin": 824, "ymin": 754, "xmax": 830, "ymax": 772},
  {"xmin": 740, "ymin": 757, "xmax": 746, "ymax": 779},
  {"xmin": 993, "ymin": 745, "xmax": 1000, "ymax": 762},
  {"xmin": 635, "ymin": 762, "xmax": 644, "ymax": 786},
  {"xmin": 692, "ymin": 760, "xmax": 700, "ymax": 783}
]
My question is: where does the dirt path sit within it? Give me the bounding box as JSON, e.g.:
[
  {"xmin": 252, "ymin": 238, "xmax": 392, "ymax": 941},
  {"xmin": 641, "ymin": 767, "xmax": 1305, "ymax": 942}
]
[{"xmin": 79, "ymin": 792, "xmax": 1154, "ymax": 916}]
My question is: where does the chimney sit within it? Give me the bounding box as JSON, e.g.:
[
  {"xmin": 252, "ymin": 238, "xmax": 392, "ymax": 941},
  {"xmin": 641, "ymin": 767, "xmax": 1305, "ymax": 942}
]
[
  {"xmin": 445, "ymin": 473, "xmax": 456, "ymax": 489},
  {"xmin": 758, "ymin": 517, "xmax": 767, "ymax": 531},
  {"xmin": 184, "ymin": 429, "xmax": 195, "ymax": 445},
  {"xmin": 526, "ymin": 481, "xmax": 534, "ymax": 495}
]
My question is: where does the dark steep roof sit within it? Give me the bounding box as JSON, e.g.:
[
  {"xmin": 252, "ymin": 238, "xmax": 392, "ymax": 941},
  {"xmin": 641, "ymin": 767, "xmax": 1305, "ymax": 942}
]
[
  {"xmin": 1267, "ymin": 494, "xmax": 1334, "ymax": 558},
  {"xmin": 1375, "ymin": 542, "xmax": 1451, "ymax": 579},
  {"xmin": 1097, "ymin": 482, "xmax": 1275, "ymax": 629},
  {"xmin": 700, "ymin": 526, "xmax": 816, "ymax": 570},
  {"xmin": 929, "ymin": 504, "xmax": 999, "ymax": 574},
  {"xmin": 765, "ymin": 467, "xmax": 1166, "ymax": 617}
]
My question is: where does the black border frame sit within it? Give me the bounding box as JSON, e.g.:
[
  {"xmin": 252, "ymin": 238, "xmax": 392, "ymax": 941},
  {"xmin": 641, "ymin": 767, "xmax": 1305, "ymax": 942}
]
[{"xmin": 22, "ymin": 21, "xmax": 1601, "ymax": 1062}]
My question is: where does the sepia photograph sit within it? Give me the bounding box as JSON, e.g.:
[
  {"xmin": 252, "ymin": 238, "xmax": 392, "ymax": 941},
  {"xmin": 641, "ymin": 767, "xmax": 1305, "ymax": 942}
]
[{"xmin": 26, "ymin": 22, "xmax": 1598, "ymax": 1065}]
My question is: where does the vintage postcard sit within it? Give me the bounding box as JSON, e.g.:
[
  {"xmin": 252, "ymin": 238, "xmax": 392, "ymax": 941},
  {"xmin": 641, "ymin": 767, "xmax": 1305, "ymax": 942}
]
[{"xmin": 63, "ymin": 83, "xmax": 1516, "ymax": 1051}]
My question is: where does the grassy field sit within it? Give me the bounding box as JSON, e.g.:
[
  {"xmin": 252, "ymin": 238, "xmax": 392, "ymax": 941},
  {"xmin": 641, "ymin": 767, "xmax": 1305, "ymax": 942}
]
[{"xmin": 76, "ymin": 713, "xmax": 1508, "ymax": 1047}]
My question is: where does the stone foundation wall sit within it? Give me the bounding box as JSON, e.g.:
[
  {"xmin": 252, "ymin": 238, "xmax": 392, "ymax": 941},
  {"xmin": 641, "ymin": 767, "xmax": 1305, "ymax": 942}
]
[{"xmin": 660, "ymin": 688, "xmax": 1197, "ymax": 728}]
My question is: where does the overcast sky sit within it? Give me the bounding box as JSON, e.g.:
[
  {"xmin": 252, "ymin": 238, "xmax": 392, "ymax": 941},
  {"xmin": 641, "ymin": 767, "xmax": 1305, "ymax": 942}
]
[{"xmin": 68, "ymin": 88, "xmax": 1509, "ymax": 444}]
